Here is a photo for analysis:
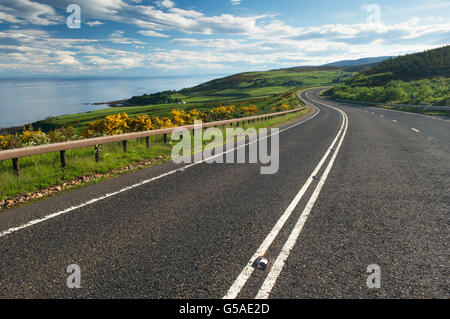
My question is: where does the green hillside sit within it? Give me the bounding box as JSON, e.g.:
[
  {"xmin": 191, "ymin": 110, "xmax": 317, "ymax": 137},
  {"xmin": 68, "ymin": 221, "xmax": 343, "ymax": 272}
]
[
  {"xmin": 326, "ymin": 46, "xmax": 450, "ymax": 106},
  {"xmin": 126, "ymin": 67, "xmax": 355, "ymax": 105},
  {"xmin": 363, "ymin": 46, "xmax": 449, "ymax": 81}
]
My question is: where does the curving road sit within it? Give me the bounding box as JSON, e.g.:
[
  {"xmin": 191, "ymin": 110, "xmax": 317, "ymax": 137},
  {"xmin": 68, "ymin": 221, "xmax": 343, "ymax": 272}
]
[{"xmin": 0, "ymin": 88, "xmax": 448, "ymax": 298}]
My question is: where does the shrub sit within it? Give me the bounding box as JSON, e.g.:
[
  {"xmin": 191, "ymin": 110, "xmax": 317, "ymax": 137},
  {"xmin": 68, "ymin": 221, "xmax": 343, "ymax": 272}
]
[
  {"xmin": 0, "ymin": 134, "xmax": 21, "ymax": 150},
  {"xmin": 241, "ymin": 105, "xmax": 258, "ymax": 115},
  {"xmin": 20, "ymin": 125, "xmax": 50, "ymax": 147},
  {"xmin": 47, "ymin": 126, "xmax": 77, "ymax": 143},
  {"xmin": 126, "ymin": 115, "xmax": 154, "ymax": 132}
]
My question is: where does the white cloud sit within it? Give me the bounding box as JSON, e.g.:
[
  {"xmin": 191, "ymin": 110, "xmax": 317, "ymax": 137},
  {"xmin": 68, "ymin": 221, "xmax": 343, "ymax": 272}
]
[
  {"xmin": 230, "ymin": 0, "xmax": 242, "ymax": 5},
  {"xmin": 0, "ymin": 11, "xmax": 21, "ymax": 23},
  {"xmin": 0, "ymin": 1, "xmax": 448, "ymax": 74},
  {"xmin": 0, "ymin": 0, "xmax": 61, "ymax": 25},
  {"xmin": 108, "ymin": 30, "xmax": 145, "ymax": 44},
  {"xmin": 159, "ymin": 0, "xmax": 175, "ymax": 8},
  {"xmin": 87, "ymin": 20, "xmax": 105, "ymax": 27},
  {"xmin": 138, "ymin": 30, "xmax": 170, "ymax": 37}
]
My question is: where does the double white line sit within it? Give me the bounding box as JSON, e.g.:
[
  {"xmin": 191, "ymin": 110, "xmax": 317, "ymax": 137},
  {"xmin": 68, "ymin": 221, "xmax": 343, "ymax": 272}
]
[{"xmin": 224, "ymin": 92, "xmax": 349, "ymax": 299}]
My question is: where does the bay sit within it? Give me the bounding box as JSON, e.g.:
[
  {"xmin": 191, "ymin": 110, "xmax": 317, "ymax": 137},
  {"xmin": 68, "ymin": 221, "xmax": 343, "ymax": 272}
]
[{"xmin": 0, "ymin": 75, "xmax": 221, "ymax": 129}]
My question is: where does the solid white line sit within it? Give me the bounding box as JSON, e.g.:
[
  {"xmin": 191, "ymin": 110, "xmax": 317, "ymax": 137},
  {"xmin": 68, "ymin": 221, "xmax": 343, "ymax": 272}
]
[
  {"xmin": 411, "ymin": 128, "xmax": 420, "ymax": 133},
  {"xmin": 223, "ymin": 93, "xmax": 343, "ymax": 299},
  {"xmin": 0, "ymin": 102, "xmax": 321, "ymax": 239},
  {"xmin": 255, "ymin": 99, "xmax": 349, "ymax": 299}
]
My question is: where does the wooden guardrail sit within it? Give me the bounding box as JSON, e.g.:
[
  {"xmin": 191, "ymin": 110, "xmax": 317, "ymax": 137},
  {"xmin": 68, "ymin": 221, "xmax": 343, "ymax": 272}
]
[{"xmin": 0, "ymin": 107, "xmax": 306, "ymax": 175}]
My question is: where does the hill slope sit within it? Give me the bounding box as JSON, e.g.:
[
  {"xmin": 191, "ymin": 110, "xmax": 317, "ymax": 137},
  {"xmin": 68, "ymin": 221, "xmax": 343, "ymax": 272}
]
[
  {"xmin": 325, "ymin": 46, "xmax": 450, "ymax": 106},
  {"xmin": 363, "ymin": 46, "xmax": 449, "ymax": 81},
  {"xmin": 127, "ymin": 67, "xmax": 356, "ymax": 106},
  {"xmin": 324, "ymin": 56, "xmax": 392, "ymax": 67}
]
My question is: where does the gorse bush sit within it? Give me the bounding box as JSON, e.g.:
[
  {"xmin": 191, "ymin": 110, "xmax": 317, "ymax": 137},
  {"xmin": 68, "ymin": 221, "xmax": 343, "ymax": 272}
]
[
  {"xmin": 47, "ymin": 126, "xmax": 77, "ymax": 143},
  {"xmin": 82, "ymin": 113, "xmax": 153, "ymax": 138},
  {"xmin": 208, "ymin": 105, "xmax": 236, "ymax": 121},
  {"xmin": 170, "ymin": 109, "xmax": 209, "ymax": 126},
  {"xmin": 0, "ymin": 126, "xmax": 78, "ymax": 150},
  {"xmin": 20, "ymin": 126, "xmax": 49, "ymax": 147},
  {"xmin": 240, "ymin": 105, "xmax": 258, "ymax": 116},
  {"xmin": 0, "ymin": 134, "xmax": 21, "ymax": 150}
]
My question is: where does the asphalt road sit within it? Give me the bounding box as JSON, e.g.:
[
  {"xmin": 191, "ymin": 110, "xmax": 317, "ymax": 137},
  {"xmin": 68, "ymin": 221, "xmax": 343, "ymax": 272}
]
[{"xmin": 0, "ymin": 88, "xmax": 448, "ymax": 299}]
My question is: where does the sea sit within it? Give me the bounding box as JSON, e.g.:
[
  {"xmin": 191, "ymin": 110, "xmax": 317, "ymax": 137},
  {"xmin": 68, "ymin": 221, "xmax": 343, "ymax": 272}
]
[{"xmin": 0, "ymin": 75, "xmax": 221, "ymax": 129}]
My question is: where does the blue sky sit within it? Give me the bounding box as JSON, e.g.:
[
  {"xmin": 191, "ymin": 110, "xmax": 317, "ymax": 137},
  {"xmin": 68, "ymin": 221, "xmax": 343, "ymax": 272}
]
[{"xmin": 0, "ymin": 0, "xmax": 448, "ymax": 77}]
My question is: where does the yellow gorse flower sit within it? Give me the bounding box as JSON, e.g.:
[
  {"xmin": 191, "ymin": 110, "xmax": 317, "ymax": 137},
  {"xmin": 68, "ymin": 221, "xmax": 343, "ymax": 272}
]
[{"xmin": 240, "ymin": 105, "xmax": 258, "ymax": 116}]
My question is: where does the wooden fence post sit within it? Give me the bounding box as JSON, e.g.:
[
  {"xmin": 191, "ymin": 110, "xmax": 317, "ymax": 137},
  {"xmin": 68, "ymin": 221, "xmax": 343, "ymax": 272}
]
[
  {"xmin": 60, "ymin": 150, "xmax": 66, "ymax": 168},
  {"xmin": 123, "ymin": 140, "xmax": 128, "ymax": 153},
  {"xmin": 12, "ymin": 158, "xmax": 19, "ymax": 176},
  {"xmin": 145, "ymin": 136, "xmax": 150, "ymax": 149},
  {"xmin": 94, "ymin": 145, "xmax": 100, "ymax": 162}
]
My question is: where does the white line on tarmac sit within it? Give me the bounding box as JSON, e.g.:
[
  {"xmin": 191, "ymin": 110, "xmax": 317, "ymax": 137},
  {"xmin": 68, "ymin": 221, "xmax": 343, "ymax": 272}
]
[
  {"xmin": 223, "ymin": 91, "xmax": 344, "ymax": 299},
  {"xmin": 255, "ymin": 94, "xmax": 349, "ymax": 299},
  {"xmin": 224, "ymin": 90, "xmax": 347, "ymax": 299}
]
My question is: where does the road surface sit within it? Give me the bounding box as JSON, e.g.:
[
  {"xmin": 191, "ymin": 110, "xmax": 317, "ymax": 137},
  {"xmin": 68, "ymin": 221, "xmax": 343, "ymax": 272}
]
[{"xmin": 0, "ymin": 88, "xmax": 448, "ymax": 298}]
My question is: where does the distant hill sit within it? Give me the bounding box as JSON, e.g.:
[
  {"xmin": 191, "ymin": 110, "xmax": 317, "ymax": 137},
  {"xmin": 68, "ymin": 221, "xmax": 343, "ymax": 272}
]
[
  {"xmin": 363, "ymin": 45, "xmax": 450, "ymax": 81},
  {"xmin": 325, "ymin": 45, "xmax": 450, "ymax": 106},
  {"xmin": 324, "ymin": 56, "xmax": 392, "ymax": 67}
]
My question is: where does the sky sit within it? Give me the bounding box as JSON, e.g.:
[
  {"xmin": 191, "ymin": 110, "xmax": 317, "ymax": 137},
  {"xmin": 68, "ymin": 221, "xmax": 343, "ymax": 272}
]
[{"xmin": 0, "ymin": 0, "xmax": 449, "ymax": 77}]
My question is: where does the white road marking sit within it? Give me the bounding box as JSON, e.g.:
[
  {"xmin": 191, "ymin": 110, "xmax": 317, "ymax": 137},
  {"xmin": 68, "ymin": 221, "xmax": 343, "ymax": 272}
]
[
  {"xmin": 411, "ymin": 128, "xmax": 420, "ymax": 133},
  {"xmin": 224, "ymin": 91, "xmax": 347, "ymax": 299},
  {"xmin": 255, "ymin": 94, "xmax": 348, "ymax": 299},
  {"xmin": 0, "ymin": 102, "xmax": 321, "ymax": 239},
  {"xmin": 380, "ymin": 115, "xmax": 384, "ymax": 118},
  {"xmin": 392, "ymin": 120, "xmax": 398, "ymax": 123},
  {"xmin": 223, "ymin": 92, "xmax": 344, "ymax": 299}
]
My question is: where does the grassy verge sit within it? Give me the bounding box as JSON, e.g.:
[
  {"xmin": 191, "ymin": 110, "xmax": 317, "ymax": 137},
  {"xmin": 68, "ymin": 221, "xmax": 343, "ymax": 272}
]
[{"xmin": 0, "ymin": 106, "xmax": 310, "ymax": 203}]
